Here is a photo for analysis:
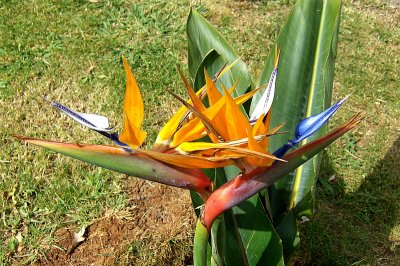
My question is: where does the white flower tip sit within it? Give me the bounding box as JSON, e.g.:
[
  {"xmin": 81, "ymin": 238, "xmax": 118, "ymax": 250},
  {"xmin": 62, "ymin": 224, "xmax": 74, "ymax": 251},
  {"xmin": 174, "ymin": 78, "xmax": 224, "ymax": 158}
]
[{"xmin": 338, "ymin": 93, "xmax": 353, "ymax": 106}]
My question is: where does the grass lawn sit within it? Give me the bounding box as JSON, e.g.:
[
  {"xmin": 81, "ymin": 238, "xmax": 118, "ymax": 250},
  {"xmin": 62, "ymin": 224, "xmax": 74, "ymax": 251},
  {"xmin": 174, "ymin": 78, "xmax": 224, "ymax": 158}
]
[{"xmin": 1, "ymin": 0, "xmax": 399, "ymax": 264}]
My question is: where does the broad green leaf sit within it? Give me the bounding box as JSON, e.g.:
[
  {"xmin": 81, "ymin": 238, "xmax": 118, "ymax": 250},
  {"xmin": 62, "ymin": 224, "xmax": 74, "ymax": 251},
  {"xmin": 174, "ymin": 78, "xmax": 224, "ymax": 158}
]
[
  {"xmin": 193, "ymin": 49, "xmax": 226, "ymax": 96},
  {"xmin": 222, "ymin": 209, "xmax": 249, "ymax": 266},
  {"xmin": 187, "ymin": 8, "xmax": 254, "ymax": 97},
  {"xmin": 224, "ymin": 166, "xmax": 284, "ymax": 266},
  {"xmin": 251, "ymin": 0, "xmax": 342, "ymax": 218},
  {"xmin": 18, "ymin": 137, "xmax": 212, "ymax": 193},
  {"xmin": 275, "ymin": 211, "xmax": 300, "ymax": 263},
  {"xmin": 232, "ymin": 198, "xmax": 284, "ymax": 266},
  {"xmin": 290, "ymin": 0, "xmax": 342, "ymax": 217}
]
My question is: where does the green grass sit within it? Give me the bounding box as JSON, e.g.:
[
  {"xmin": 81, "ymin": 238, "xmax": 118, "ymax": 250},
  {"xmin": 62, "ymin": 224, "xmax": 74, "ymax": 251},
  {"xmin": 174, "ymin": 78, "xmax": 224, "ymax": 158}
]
[
  {"xmin": 0, "ymin": 0, "xmax": 192, "ymax": 263},
  {"xmin": 1, "ymin": 0, "xmax": 399, "ymax": 265}
]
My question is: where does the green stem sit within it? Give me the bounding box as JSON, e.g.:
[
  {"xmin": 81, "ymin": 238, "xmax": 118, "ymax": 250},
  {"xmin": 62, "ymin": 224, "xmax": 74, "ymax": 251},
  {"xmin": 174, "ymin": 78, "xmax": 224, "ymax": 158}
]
[{"xmin": 194, "ymin": 219, "xmax": 209, "ymax": 266}]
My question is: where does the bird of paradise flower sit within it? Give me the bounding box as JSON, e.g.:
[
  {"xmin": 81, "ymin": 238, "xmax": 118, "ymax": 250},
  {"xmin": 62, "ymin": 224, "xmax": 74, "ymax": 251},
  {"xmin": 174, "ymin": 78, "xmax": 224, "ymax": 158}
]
[{"xmin": 17, "ymin": 53, "xmax": 361, "ymax": 233}]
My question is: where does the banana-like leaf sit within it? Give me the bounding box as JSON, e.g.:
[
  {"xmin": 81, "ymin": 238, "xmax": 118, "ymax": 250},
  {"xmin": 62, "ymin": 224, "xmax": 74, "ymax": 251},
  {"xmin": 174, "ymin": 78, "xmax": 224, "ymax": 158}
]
[
  {"xmin": 275, "ymin": 210, "xmax": 300, "ymax": 263},
  {"xmin": 187, "ymin": 8, "xmax": 254, "ymax": 97},
  {"xmin": 18, "ymin": 137, "xmax": 212, "ymax": 193},
  {"xmin": 251, "ymin": 0, "xmax": 342, "ymax": 219},
  {"xmin": 223, "ymin": 166, "xmax": 284, "ymax": 266},
  {"xmin": 193, "ymin": 49, "xmax": 226, "ymax": 99}
]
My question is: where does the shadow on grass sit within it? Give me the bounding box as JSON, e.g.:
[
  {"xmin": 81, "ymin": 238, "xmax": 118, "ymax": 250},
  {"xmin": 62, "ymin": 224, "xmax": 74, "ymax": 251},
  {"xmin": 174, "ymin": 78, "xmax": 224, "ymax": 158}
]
[{"xmin": 298, "ymin": 136, "xmax": 400, "ymax": 264}]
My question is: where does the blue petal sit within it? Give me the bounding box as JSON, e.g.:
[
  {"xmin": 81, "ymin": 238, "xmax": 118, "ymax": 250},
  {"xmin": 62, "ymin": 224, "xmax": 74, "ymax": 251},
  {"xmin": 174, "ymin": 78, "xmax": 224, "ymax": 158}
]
[
  {"xmin": 273, "ymin": 95, "xmax": 349, "ymax": 158},
  {"xmin": 97, "ymin": 131, "xmax": 133, "ymax": 152},
  {"xmin": 273, "ymin": 141, "xmax": 295, "ymax": 158},
  {"xmin": 294, "ymin": 95, "xmax": 349, "ymax": 143}
]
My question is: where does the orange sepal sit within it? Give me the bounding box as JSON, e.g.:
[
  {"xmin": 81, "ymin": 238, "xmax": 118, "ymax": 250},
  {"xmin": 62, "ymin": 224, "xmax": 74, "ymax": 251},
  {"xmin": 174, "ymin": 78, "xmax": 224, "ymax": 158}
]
[
  {"xmin": 222, "ymin": 86, "xmax": 252, "ymax": 141},
  {"xmin": 119, "ymin": 114, "xmax": 147, "ymax": 148},
  {"xmin": 170, "ymin": 95, "xmax": 228, "ymax": 147},
  {"xmin": 120, "ymin": 57, "xmax": 146, "ymax": 147},
  {"xmin": 138, "ymin": 149, "xmax": 233, "ymax": 169},
  {"xmin": 155, "ymin": 86, "xmax": 207, "ymax": 148},
  {"xmin": 177, "ymin": 68, "xmax": 206, "ymax": 112},
  {"xmin": 205, "ymin": 69, "xmax": 223, "ymax": 106},
  {"xmin": 245, "ymin": 130, "xmax": 275, "ymax": 167}
]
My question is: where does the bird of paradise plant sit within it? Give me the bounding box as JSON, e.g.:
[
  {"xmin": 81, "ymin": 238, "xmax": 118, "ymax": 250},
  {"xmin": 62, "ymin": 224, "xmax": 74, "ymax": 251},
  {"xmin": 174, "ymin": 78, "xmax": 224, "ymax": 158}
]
[{"xmin": 18, "ymin": 0, "xmax": 357, "ymax": 264}]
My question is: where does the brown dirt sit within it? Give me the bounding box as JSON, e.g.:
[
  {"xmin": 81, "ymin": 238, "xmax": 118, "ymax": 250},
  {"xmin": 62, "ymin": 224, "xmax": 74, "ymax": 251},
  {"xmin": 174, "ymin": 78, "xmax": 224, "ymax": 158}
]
[{"xmin": 34, "ymin": 178, "xmax": 196, "ymax": 266}]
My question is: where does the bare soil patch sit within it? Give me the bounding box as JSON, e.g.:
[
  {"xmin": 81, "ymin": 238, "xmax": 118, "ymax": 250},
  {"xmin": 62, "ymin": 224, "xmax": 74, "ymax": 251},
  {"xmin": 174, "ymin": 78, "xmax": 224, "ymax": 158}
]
[{"xmin": 34, "ymin": 178, "xmax": 196, "ymax": 265}]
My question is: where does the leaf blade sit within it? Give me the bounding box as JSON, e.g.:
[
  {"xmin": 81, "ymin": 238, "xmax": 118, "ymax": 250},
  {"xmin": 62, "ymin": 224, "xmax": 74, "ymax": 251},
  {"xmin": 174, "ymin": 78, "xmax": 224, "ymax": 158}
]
[
  {"xmin": 251, "ymin": 0, "xmax": 342, "ymax": 219},
  {"xmin": 289, "ymin": 0, "xmax": 342, "ymax": 212},
  {"xmin": 187, "ymin": 8, "xmax": 254, "ymax": 96}
]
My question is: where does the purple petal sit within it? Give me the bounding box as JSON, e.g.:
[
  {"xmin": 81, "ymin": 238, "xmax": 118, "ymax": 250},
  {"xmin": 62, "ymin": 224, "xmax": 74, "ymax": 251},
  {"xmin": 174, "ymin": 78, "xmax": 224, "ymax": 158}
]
[{"xmin": 294, "ymin": 95, "xmax": 349, "ymax": 142}]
